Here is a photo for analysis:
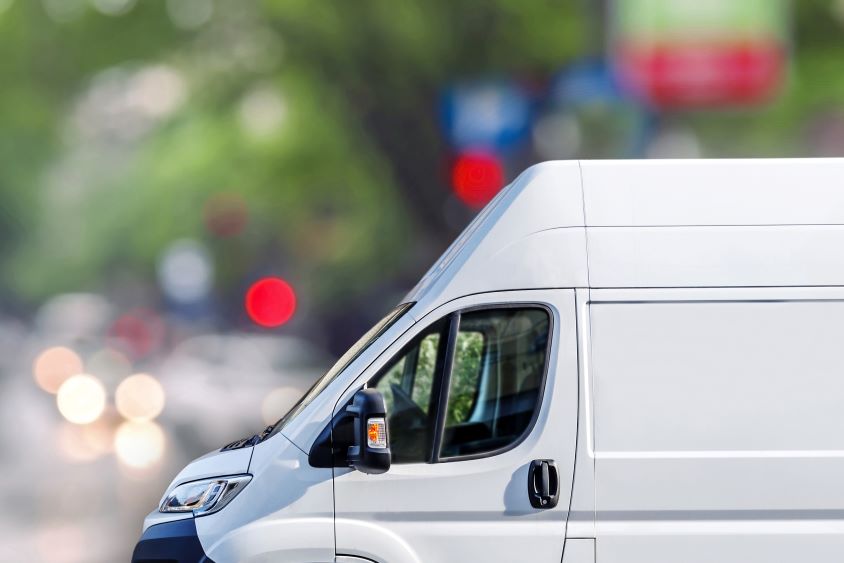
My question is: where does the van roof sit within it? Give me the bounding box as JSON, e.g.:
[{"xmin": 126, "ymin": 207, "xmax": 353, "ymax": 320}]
[{"xmin": 406, "ymin": 159, "xmax": 844, "ymax": 313}]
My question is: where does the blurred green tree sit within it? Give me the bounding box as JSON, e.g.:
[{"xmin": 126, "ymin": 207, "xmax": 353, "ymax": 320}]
[{"xmin": 0, "ymin": 0, "xmax": 841, "ymax": 334}]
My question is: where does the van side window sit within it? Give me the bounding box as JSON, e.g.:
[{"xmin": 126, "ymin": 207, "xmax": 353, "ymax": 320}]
[
  {"xmin": 368, "ymin": 306, "xmax": 550, "ymax": 464},
  {"xmin": 371, "ymin": 320, "xmax": 447, "ymax": 463},
  {"xmin": 440, "ymin": 308, "xmax": 550, "ymax": 459}
]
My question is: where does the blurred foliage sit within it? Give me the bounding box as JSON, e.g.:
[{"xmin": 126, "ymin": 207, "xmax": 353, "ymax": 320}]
[
  {"xmin": 411, "ymin": 333, "xmax": 438, "ymax": 414},
  {"xmin": 0, "ymin": 0, "xmax": 840, "ymax": 326},
  {"xmin": 447, "ymin": 330, "xmax": 483, "ymax": 425}
]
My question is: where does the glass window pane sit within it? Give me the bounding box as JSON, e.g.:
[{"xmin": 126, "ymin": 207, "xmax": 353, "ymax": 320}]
[
  {"xmin": 440, "ymin": 308, "xmax": 550, "ymax": 459},
  {"xmin": 411, "ymin": 333, "xmax": 439, "ymax": 414},
  {"xmin": 446, "ymin": 331, "xmax": 484, "ymax": 426},
  {"xmin": 371, "ymin": 321, "xmax": 446, "ymax": 464},
  {"xmin": 376, "ymin": 357, "xmax": 406, "ymax": 415}
]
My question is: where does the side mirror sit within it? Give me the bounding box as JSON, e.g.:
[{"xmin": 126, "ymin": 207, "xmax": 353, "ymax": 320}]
[{"xmin": 346, "ymin": 388, "xmax": 391, "ymax": 474}]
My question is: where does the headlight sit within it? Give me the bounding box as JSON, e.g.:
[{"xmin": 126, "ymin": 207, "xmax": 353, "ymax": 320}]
[{"xmin": 160, "ymin": 475, "xmax": 251, "ymax": 516}]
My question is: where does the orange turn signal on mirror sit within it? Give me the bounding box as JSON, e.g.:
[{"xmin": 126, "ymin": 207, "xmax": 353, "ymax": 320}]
[{"xmin": 367, "ymin": 418, "xmax": 387, "ymax": 449}]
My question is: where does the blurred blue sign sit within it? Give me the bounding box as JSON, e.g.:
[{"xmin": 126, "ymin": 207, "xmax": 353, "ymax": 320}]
[
  {"xmin": 550, "ymin": 60, "xmax": 625, "ymax": 106},
  {"xmin": 440, "ymin": 79, "xmax": 531, "ymax": 150}
]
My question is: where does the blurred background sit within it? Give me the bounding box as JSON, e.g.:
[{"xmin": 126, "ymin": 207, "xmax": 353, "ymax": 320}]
[{"xmin": 0, "ymin": 0, "xmax": 841, "ymax": 561}]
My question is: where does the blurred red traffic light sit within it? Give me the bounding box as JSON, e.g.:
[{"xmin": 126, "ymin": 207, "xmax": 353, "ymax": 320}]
[
  {"xmin": 451, "ymin": 152, "xmax": 505, "ymax": 209},
  {"xmin": 245, "ymin": 277, "xmax": 297, "ymax": 328}
]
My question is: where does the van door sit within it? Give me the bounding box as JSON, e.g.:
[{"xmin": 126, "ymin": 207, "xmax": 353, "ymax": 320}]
[{"xmin": 332, "ymin": 290, "xmax": 578, "ymax": 563}]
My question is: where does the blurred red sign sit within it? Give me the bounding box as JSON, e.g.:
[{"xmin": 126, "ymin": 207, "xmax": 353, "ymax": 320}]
[{"xmin": 611, "ymin": 0, "xmax": 789, "ymax": 107}]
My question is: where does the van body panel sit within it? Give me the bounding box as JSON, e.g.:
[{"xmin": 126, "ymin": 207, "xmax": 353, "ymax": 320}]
[
  {"xmin": 196, "ymin": 433, "xmax": 334, "ymax": 563},
  {"xmin": 581, "ymin": 158, "xmax": 844, "ymax": 227},
  {"xmin": 167, "ymin": 447, "xmax": 253, "ymax": 491},
  {"xmin": 590, "ymin": 286, "xmax": 844, "ymax": 302},
  {"xmin": 587, "ymin": 225, "xmax": 844, "ymax": 288},
  {"xmin": 587, "ymin": 289, "xmax": 844, "ymax": 561},
  {"xmin": 566, "ymin": 289, "xmax": 595, "ymax": 540},
  {"xmin": 333, "ymin": 290, "xmax": 578, "ymax": 563},
  {"xmin": 563, "ymin": 538, "xmax": 595, "ymax": 563},
  {"xmin": 596, "ymin": 536, "xmax": 844, "ymax": 563},
  {"xmin": 405, "ymin": 161, "xmax": 587, "ymax": 316}
]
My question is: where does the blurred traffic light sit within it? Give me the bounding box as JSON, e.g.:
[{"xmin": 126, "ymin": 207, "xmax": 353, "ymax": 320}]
[
  {"xmin": 450, "ymin": 152, "xmax": 506, "ymax": 209},
  {"xmin": 245, "ymin": 277, "xmax": 297, "ymax": 328}
]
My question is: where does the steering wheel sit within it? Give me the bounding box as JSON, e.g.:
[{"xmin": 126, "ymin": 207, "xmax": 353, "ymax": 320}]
[{"xmin": 390, "ymin": 383, "xmax": 427, "ymax": 428}]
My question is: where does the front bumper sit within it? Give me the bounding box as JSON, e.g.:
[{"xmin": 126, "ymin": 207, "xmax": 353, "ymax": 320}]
[{"xmin": 131, "ymin": 518, "xmax": 214, "ymax": 563}]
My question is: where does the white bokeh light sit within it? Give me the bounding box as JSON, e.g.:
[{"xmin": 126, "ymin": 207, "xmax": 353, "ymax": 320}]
[
  {"xmin": 114, "ymin": 420, "xmax": 165, "ymax": 469},
  {"xmin": 156, "ymin": 239, "xmax": 213, "ymax": 304},
  {"xmin": 115, "ymin": 373, "xmax": 166, "ymax": 422},
  {"xmin": 56, "ymin": 419, "xmax": 114, "ymax": 463},
  {"xmin": 56, "ymin": 374, "xmax": 107, "ymax": 424}
]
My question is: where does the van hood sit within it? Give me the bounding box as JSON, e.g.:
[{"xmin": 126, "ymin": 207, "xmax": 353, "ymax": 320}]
[{"xmin": 168, "ymin": 445, "xmax": 253, "ymax": 488}]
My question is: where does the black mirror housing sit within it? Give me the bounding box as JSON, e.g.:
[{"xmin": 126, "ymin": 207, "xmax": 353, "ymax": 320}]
[{"xmin": 346, "ymin": 388, "xmax": 391, "ymax": 474}]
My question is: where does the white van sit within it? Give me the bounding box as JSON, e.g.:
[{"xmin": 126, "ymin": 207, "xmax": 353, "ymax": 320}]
[{"xmin": 133, "ymin": 158, "xmax": 844, "ymax": 563}]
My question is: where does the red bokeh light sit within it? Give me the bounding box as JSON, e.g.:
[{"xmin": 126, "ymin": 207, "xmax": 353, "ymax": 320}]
[
  {"xmin": 109, "ymin": 309, "xmax": 165, "ymax": 360},
  {"xmin": 245, "ymin": 277, "xmax": 297, "ymax": 328},
  {"xmin": 451, "ymin": 152, "xmax": 506, "ymax": 209}
]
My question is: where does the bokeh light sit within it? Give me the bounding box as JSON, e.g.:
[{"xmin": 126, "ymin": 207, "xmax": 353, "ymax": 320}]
[
  {"xmin": 451, "ymin": 152, "xmax": 505, "ymax": 209},
  {"xmin": 57, "ymin": 423, "xmax": 101, "ymax": 463},
  {"xmin": 56, "ymin": 418, "xmax": 114, "ymax": 463},
  {"xmin": 114, "ymin": 420, "xmax": 165, "ymax": 469},
  {"xmin": 532, "ymin": 112, "xmax": 581, "ymax": 160},
  {"xmin": 56, "ymin": 374, "xmax": 107, "ymax": 425},
  {"xmin": 109, "ymin": 309, "xmax": 165, "ymax": 360},
  {"xmin": 238, "ymin": 85, "xmax": 287, "ymax": 139},
  {"xmin": 166, "ymin": 0, "xmax": 214, "ymax": 30},
  {"xmin": 245, "ymin": 277, "xmax": 297, "ymax": 328},
  {"xmin": 115, "ymin": 373, "xmax": 165, "ymax": 422},
  {"xmin": 35, "ymin": 524, "xmax": 87, "ymax": 563},
  {"xmin": 86, "ymin": 348, "xmax": 132, "ymax": 388},
  {"xmin": 33, "ymin": 346, "xmax": 83, "ymax": 394},
  {"xmin": 203, "ymin": 193, "xmax": 249, "ymax": 238},
  {"xmin": 90, "ymin": 0, "xmax": 135, "ymax": 17},
  {"xmin": 260, "ymin": 387, "xmax": 302, "ymax": 426},
  {"xmin": 156, "ymin": 239, "xmax": 214, "ymax": 305}
]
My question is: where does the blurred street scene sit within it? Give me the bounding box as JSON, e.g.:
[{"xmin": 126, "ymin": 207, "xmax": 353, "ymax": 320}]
[{"xmin": 0, "ymin": 1, "xmax": 841, "ymax": 561}]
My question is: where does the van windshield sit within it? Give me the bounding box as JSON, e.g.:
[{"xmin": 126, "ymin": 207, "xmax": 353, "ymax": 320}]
[{"xmin": 269, "ymin": 302, "xmax": 414, "ymax": 436}]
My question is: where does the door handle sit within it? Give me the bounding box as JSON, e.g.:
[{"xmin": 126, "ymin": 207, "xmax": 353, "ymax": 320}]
[{"xmin": 528, "ymin": 459, "xmax": 559, "ymax": 509}]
